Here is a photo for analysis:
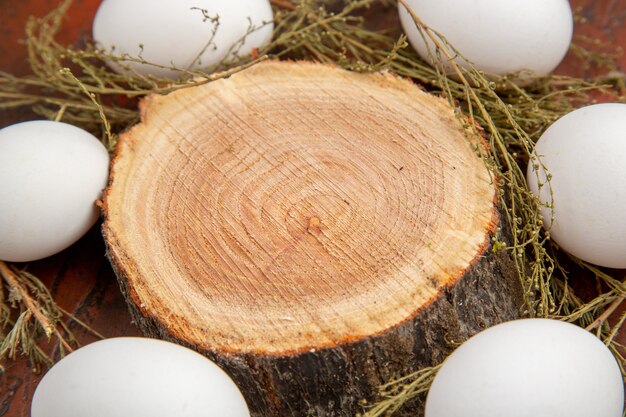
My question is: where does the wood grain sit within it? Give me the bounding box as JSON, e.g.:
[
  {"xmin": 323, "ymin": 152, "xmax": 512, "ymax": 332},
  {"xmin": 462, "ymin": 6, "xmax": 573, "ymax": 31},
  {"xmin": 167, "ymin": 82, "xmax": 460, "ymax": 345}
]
[
  {"xmin": 103, "ymin": 61, "xmax": 498, "ymax": 355},
  {"xmin": 102, "ymin": 61, "xmax": 524, "ymax": 416}
]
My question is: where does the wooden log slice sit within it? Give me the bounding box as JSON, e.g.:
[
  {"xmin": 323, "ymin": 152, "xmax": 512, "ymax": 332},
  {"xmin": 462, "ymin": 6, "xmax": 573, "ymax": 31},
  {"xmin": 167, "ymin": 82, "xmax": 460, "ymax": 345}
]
[{"xmin": 102, "ymin": 61, "xmax": 523, "ymax": 416}]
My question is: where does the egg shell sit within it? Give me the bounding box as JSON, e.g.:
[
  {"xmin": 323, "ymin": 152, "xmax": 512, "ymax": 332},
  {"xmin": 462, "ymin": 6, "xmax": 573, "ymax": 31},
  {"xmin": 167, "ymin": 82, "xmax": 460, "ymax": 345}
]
[
  {"xmin": 0, "ymin": 121, "xmax": 109, "ymax": 262},
  {"xmin": 527, "ymin": 103, "xmax": 626, "ymax": 268},
  {"xmin": 425, "ymin": 319, "xmax": 624, "ymax": 417},
  {"xmin": 399, "ymin": 0, "xmax": 573, "ymax": 77},
  {"xmin": 92, "ymin": 0, "xmax": 274, "ymax": 78},
  {"xmin": 31, "ymin": 337, "xmax": 250, "ymax": 417}
]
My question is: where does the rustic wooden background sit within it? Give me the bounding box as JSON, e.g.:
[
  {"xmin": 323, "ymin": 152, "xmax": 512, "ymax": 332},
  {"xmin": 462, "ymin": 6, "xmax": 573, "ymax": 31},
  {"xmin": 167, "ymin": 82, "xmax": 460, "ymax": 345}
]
[{"xmin": 1, "ymin": 0, "xmax": 625, "ymax": 415}]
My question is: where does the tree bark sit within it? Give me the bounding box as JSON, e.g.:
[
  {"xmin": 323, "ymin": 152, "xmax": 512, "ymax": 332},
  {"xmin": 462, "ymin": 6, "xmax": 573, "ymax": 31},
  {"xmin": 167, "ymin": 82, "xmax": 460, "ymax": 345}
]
[{"xmin": 102, "ymin": 61, "xmax": 524, "ymax": 416}]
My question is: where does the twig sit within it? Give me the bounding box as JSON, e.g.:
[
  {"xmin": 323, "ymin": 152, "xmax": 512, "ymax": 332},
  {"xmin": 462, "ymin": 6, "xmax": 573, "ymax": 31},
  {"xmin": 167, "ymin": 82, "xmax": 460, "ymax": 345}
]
[
  {"xmin": 585, "ymin": 295, "xmax": 626, "ymax": 331},
  {"xmin": 0, "ymin": 261, "xmax": 55, "ymax": 337},
  {"xmin": 58, "ymin": 306, "xmax": 105, "ymax": 340},
  {"xmin": 271, "ymin": 0, "xmax": 297, "ymax": 11},
  {"xmin": 0, "ymin": 262, "xmax": 76, "ymax": 355}
]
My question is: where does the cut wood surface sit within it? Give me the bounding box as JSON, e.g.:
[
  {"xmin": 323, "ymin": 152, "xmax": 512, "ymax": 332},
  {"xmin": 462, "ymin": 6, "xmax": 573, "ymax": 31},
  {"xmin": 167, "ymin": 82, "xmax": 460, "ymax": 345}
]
[{"xmin": 102, "ymin": 61, "xmax": 523, "ymax": 416}]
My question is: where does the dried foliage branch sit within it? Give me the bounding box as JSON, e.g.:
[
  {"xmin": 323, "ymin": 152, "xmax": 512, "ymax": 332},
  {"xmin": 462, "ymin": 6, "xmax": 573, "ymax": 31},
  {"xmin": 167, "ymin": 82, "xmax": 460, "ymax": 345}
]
[{"xmin": 0, "ymin": 261, "xmax": 105, "ymax": 373}]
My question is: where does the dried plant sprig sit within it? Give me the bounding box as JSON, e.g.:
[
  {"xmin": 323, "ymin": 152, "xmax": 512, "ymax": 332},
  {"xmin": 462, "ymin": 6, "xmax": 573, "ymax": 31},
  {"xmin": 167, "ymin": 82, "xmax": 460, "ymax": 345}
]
[
  {"xmin": 358, "ymin": 364, "xmax": 441, "ymax": 417},
  {"xmin": 0, "ymin": 261, "xmax": 104, "ymax": 373}
]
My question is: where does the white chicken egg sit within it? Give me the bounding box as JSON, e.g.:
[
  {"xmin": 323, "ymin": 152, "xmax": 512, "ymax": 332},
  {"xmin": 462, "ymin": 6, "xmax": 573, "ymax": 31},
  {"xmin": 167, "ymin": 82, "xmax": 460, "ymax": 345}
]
[
  {"xmin": 92, "ymin": 0, "xmax": 274, "ymax": 78},
  {"xmin": 425, "ymin": 319, "xmax": 624, "ymax": 417},
  {"xmin": 527, "ymin": 103, "xmax": 626, "ymax": 268},
  {"xmin": 0, "ymin": 121, "xmax": 109, "ymax": 262},
  {"xmin": 31, "ymin": 337, "xmax": 250, "ymax": 417},
  {"xmin": 399, "ymin": 0, "xmax": 573, "ymax": 78}
]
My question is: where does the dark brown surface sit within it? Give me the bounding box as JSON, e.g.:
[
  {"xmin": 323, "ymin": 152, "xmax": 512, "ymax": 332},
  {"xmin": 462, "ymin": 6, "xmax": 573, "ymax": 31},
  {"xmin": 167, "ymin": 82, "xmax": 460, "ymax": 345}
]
[{"xmin": 0, "ymin": 0, "xmax": 625, "ymax": 416}]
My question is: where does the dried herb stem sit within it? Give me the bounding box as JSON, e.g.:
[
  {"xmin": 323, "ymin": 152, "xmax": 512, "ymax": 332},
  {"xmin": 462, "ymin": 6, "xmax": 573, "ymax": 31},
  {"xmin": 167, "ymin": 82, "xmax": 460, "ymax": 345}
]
[
  {"xmin": 360, "ymin": 364, "xmax": 442, "ymax": 417},
  {"xmin": 0, "ymin": 262, "xmax": 55, "ymax": 338},
  {"xmin": 270, "ymin": 0, "xmax": 297, "ymax": 11},
  {"xmin": 0, "ymin": 260, "xmax": 105, "ymax": 372},
  {"xmin": 586, "ymin": 294, "xmax": 626, "ymax": 332},
  {"xmin": 58, "ymin": 306, "xmax": 106, "ymax": 340}
]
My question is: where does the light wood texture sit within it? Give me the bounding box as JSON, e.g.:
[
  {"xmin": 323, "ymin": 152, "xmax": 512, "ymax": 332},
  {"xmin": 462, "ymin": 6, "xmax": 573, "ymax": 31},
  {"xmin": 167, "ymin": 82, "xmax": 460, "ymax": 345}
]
[{"xmin": 102, "ymin": 61, "xmax": 522, "ymax": 416}]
